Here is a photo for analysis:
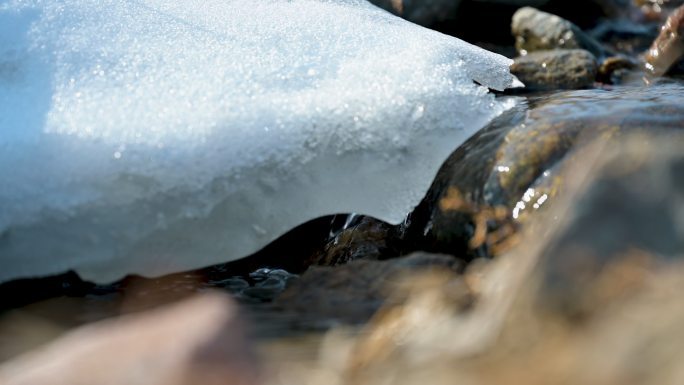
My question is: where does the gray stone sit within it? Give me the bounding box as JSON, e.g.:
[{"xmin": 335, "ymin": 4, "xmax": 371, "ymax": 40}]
[
  {"xmin": 512, "ymin": 7, "xmax": 609, "ymax": 57},
  {"xmin": 511, "ymin": 49, "xmax": 598, "ymax": 90}
]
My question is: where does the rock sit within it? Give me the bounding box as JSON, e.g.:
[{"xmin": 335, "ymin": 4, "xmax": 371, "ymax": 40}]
[
  {"xmin": 406, "ymin": 82, "xmax": 684, "ymax": 259},
  {"xmin": 318, "ymin": 138, "xmax": 684, "ymax": 385},
  {"xmin": 0, "ymin": 294, "xmax": 260, "ymax": 385},
  {"xmin": 512, "ymin": 7, "xmax": 610, "ymax": 57},
  {"xmin": 307, "ymin": 216, "xmax": 401, "ymax": 267},
  {"xmin": 238, "ymin": 268, "xmax": 299, "ymax": 303},
  {"xmin": 644, "ymin": 4, "xmax": 684, "ymax": 79},
  {"xmin": 511, "ymin": 49, "xmax": 598, "ymax": 90},
  {"xmin": 273, "ymin": 252, "xmax": 466, "ymax": 327},
  {"xmin": 596, "ymin": 55, "xmax": 638, "ymax": 83},
  {"xmin": 531, "ymin": 135, "xmax": 684, "ymax": 318}
]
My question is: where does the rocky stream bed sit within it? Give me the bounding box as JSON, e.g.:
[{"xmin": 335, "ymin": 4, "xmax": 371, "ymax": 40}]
[{"xmin": 1, "ymin": 1, "xmax": 684, "ymax": 384}]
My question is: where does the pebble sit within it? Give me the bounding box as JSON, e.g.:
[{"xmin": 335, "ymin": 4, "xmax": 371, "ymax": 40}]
[
  {"xmin": 511, "ymin": 49, "xmax": 598, "ymax": 90},
  {"xmin": 512, "ymin": 7, "xmax": 610, "ymax": 57}
]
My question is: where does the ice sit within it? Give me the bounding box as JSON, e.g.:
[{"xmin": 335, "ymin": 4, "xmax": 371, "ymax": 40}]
[{"xmin": 0, "ymin": 0, "xmax": 520, "ymax": 283}]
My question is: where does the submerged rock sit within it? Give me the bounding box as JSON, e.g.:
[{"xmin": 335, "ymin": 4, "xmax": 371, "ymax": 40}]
[
  {"xmin": 307, "ymin": 216, "xmax": 400, "ymax": 267},
  {"xmin": 512, "ymin": 7, "xmax": 610, "ymax": 57},
  {"xmin": 511, "ymin": 49, "xmax": 599, "ymax": 90}
]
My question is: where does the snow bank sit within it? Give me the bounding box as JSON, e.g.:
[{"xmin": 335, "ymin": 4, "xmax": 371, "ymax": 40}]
[{"xmin": 0, "ymin": 0, "xmax": 519, "ymax": 283}]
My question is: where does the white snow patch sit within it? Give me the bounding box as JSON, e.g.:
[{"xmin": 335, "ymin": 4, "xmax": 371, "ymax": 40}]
[{"xmin": 0, "ymin": 0, "xmax": 519, "ymax": 283}]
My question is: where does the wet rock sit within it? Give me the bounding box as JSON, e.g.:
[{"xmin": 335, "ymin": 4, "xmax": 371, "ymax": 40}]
[
  {"xmin": 274, "ymin": 252, "xmax": 465, "ymax": 327},
  {"xmin": 597, "ymin": 55, "xmax": 638, "ymax": 83},
  {"xmin": 644, "ymin": 4, "xmax": 684, "ymax": 78},
  {"xmin": 488, "ymin": 84, "xmax": 684, "ymax": 214},
  {"xmin": 315, "ymin": 139, "xmax": 684, "ymax": 385},
  {"xmin": 368, "ymin": 0, "xmax": 462, "ymax": 25},
  {"xmin": 308, "ymin": 216, "xmax": 401, "ymax": 267},
  {"xmin": 407, "ymin": 83, "xmax": 684, "ymax": 259},
  {"xmin": 533, "ymin": 135, "xmax": 684, "ymax": 319},
  {"xmin": 399, "ymin": 104, "xmax": 526, "ymax": 260},
  {"xmin": 237, "ymin": 268, "xmax": 299, "ymax": 303},
  {"xmin": 0, "ymin": 294, "xmax": 260, "ymax": 385},
  {"xmin": 512, "ymin": 7, "xmax": 610, "ymax": 57},
  {"xmin": 511, "ymin": 49, "xmax": 598, "ymax": 90}
]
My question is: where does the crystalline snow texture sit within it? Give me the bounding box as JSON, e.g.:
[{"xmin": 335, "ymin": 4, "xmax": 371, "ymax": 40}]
[{"xmin": 0, "ymin": 0, "xmax": 519, "ymax": 283}]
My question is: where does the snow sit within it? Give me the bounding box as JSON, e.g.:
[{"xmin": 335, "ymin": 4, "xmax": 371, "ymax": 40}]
[{"xmin": 0, "ymin": 0, "xmax": 520, "ymax": 283}]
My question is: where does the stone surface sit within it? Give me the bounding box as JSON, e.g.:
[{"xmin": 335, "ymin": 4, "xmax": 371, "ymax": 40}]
[
  {"xmin": 534, "ymin": 135, "xmax": 684, "ymax": 318},
  {"xmin": 511, "ymin": 49, "xmax": 598, "ymax": 90},
  {"xmin": 512, "ymin": 7, "xmax": 609, "ymax": 57},
  {"xmin": 406, "ymin": 82, "xmax": 684, "ymax": 259},
  {"xmin": 0, "ymin": 293, "xmax": 259, "ymax": 385},
  {"xmin": 267, "ymin": 136, "xmax": 684, "ymax": 385},
  {"xmin": 307, "ymin": 216, "xmax": 401, "ymax": 267}
]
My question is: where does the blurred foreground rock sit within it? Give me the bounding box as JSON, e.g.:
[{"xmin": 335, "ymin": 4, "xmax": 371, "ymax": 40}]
[
  {"xmin": 274, "ymin": 135, "xmax": 684, "ymax": 385},
  {"xmin": 534, "ymin": 135, "xmax": 684, "ymax": 318},
  {"xmin": 0, "ymin": 294, "xmax": 259, "ymax": 385}
]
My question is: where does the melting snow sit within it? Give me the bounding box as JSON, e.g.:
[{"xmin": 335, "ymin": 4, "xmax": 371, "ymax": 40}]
[{"xmin": 0, "ymin": 0, "xmax": 520, "ymax": 283}]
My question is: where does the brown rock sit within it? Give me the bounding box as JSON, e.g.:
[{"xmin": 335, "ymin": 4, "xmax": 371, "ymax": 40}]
[
  {"xmin": 532, "ymin": 135, "xmax": 684, "ymax": 318},
  {"xmin": 644, "ymin": 4, "xmax": 684, "ymax": 79},
  {"xmin": 0, "ymin": 293, "xmax": 259, "ymax": 385},
  {"xmin": 308, "ymin": 216, "xmax": 399, "ymax": 267},
  {"xmin": 274, "ymin": 252, "xmax": 466, "ymax": 326},
  {"xmin": 512, "ymin": 7, "xmax": 609, "ymax": 57},
  {"xmin": 511, "ymin": 49, "xmax": 598, "ymax": 90}
]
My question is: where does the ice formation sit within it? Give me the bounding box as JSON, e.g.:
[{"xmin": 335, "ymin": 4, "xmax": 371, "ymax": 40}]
[{"xmin": 0, "ymin": 0, "xmax": 520, "ymax": 283}]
